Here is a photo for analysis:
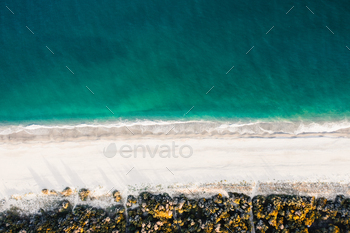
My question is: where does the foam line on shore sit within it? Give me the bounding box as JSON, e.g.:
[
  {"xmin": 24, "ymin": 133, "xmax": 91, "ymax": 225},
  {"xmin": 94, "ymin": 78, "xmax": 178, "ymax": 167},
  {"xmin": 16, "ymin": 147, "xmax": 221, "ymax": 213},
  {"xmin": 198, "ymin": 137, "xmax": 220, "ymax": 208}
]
[{"xmin": 1, "ymin": 119, "xmax": 350, "ymax": 142}]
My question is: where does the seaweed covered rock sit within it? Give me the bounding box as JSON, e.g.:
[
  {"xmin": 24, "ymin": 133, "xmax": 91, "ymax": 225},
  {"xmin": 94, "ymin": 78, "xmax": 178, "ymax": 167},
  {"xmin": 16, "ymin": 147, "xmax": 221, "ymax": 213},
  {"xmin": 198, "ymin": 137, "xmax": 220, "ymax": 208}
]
[
  {"xmin": 126, "ymin": 195, "xmax": 137, "ymax": 207},
  {"xmin": 252, "ymin": 195, "xmax": 316, "ymax": 232},
  {"xmin": 127, "ymin": 192, "xmax": 176, "ymax": 232},
  {"xmin": 41, "ymin": 189, "xmax": 49, "ymax": 195},
  {"xmin": 0, "ymin": 203, "xmax": 126, "ymax": 233},
  {"xmin": 227, "ymin": 192, "xmax": 252, "ymax": 232},
  {"xmin": 58, "ymin": 200, "xmax": 72, "ymax": 213},
  {"xmin": 41, "ymin": 189, "xmax": 57, "ymax": 195},
  {"xmin": 173, "ymin": 192, "xmax": 251, "ymax": 232},
  {"xmin": 0, "ymin": 207, "xmax": 30, "ymax": 233},
  {"xmin": 112, "ymin": 190, "xmax": 122, "ymax": 202},
  {"xmin": 78, "ymin": 188, "xmax": 91, "ymax": 201},
  {"xmin": 3, "ymin": 191, "xmax": 350, "ymax": 232},
  {"xmin": 107, "ymin": 205, "xmax": 126, "ymax": 227},
  {"xmin": 311, "ymin": 195, "xmax": 350, "ymax": 232},
  {"xmin": 252, "ymin": 194, "xmax": 350, "ymax": 232},
  {"xmin": 61, "ymin": 187, "xmax": 73, "ymax": 197},
  {"xmin": 312, "ymin": 225, "xmax": 341, "ymax": 233},
  {"xmin": 331, "ymin": 195, "xmax": 350, "ymax": 231}
]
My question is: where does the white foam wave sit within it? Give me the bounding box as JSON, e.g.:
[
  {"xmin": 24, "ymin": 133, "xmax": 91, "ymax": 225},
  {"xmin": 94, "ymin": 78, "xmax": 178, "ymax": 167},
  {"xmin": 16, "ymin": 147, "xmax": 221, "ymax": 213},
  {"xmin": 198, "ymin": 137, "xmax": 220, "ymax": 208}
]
[{"xmin": 1, "ymin": 119, "xmax": 350, "ymax": 141}]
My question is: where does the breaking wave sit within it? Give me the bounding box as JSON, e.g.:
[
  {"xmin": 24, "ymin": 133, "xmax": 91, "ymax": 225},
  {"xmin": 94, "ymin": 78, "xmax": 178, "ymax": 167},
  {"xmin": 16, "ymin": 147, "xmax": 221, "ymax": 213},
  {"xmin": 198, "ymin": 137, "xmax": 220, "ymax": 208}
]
[{"xmin": 1, "ymin": 119, "xmax": 350, "ymax": 141}]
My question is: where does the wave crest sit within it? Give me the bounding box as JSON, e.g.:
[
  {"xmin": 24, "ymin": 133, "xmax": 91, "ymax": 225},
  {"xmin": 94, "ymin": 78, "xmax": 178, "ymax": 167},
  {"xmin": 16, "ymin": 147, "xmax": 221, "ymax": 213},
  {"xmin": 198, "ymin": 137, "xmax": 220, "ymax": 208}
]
[{"xmin": 1, "ymin": 120, "xmax": 350, "ymax": 141}]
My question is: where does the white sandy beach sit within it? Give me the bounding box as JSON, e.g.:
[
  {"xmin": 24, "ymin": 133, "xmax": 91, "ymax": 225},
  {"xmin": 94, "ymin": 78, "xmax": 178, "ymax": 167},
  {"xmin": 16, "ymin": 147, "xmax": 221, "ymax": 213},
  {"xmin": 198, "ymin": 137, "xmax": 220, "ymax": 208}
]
[{"xmin": 1, "ymin": 134, "xmax": 350, "ymax": 202}]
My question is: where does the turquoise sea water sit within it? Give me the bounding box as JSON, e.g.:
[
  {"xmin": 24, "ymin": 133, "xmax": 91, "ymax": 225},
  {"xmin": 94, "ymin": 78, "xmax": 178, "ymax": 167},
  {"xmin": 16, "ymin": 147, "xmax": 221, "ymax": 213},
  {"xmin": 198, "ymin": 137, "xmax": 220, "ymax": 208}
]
[{"xmin": 1, "ymin": 0, "xmax": 350, "ymax": 124}]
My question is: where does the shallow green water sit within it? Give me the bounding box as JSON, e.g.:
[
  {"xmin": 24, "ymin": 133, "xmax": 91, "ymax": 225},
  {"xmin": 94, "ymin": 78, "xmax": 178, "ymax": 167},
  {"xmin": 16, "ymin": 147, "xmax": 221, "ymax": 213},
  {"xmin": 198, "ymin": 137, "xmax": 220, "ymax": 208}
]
[{"xmin": 1, "ymin": 0, "xmax": 350, "ymax": 124}]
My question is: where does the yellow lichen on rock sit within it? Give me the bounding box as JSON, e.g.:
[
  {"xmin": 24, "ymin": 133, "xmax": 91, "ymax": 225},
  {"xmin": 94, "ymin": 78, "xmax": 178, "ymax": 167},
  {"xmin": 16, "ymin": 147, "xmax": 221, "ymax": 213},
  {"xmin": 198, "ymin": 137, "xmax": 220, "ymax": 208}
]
[
  {"xmin": 78, "ymin": 188, "xmax": 90, "ymax": 201},
  {"xmin": 61, "ymin": 187, "xmax": 73, "ymax": 197}
]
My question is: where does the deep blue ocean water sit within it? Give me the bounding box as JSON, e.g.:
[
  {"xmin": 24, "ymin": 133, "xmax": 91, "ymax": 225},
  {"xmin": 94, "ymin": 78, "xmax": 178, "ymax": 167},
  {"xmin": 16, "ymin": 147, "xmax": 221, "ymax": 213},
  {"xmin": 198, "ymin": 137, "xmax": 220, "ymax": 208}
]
[{"xmin": 1, "ymin": 0, "xmax": 350, "ymax": 124}]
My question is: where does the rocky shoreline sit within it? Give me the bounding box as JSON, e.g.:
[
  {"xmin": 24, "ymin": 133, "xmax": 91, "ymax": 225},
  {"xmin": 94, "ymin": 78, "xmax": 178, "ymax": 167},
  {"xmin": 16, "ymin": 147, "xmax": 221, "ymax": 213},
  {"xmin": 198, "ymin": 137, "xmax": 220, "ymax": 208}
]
[{"xmin": 0, "ymin": 188, "xmax": 349, "ymax": 232}]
